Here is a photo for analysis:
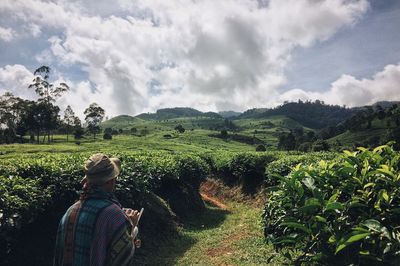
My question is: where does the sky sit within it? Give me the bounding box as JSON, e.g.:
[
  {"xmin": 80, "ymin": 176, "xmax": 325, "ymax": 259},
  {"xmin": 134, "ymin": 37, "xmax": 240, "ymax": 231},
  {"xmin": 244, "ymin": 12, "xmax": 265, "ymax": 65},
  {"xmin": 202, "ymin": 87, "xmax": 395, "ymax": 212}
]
[{"xmin": 0, "ymin": 0, "xmax": 399, "ymax": 117}]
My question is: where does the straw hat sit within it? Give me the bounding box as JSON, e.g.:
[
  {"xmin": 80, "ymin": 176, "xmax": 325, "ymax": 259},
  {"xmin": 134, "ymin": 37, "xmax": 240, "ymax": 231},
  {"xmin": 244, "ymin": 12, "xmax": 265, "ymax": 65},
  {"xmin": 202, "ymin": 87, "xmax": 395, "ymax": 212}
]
[{"xmin": 82, "ymin": 153, "xmax": 121, "ymax": 185}]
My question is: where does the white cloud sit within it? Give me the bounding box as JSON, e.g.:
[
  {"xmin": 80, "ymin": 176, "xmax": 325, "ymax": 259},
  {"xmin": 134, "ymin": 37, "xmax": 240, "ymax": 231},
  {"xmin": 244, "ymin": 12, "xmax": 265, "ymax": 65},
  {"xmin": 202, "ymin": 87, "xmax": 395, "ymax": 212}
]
[
  {"xmin": 0, "ymin": 64, "xmax": 36, "ymax": 99},
  {"xmin": 0, "ymin": 0, "xmax": 370, "ymax": 115},
  {"xmin": 0, "ymin": 26, "xmax": 15, "ymax": 42},
  {"xmin": 279, "ymin": 63, "xmax": 400, "ymax": 107}
]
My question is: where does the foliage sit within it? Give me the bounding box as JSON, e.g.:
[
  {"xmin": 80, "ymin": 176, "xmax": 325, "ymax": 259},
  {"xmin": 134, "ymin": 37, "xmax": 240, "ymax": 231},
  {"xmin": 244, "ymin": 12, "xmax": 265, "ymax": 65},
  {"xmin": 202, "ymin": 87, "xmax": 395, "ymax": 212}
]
[
  {"xmin": 28, "ymin": 66, "xmax": 69, "ymax": 103},
  {"xmin": 103, "ymin": 132, "xmax": 112, "ymax": 140},
  {"xmin": 84, "ymin": 102, "xmax": 105, "ymax": 139},
  {"xmin": 256, "ymin": 144, "xmax": 267, "ymax": 152},
  {"xmin": 263, "ymin": 144, "xmax": 400, "ymax": 264},
  {"xmin": 211, "ymin": 152, "xmax": 278, "ymax": 194},
  {"xmin": 175, "ymin": 124, "xmax": 185, "ymax": 133},
  {"xmin": 239, "ymin": 100, "xmax": 354, "ymax": 129},
  {"xmin": 63, "ymin": 105, "xmax": 76, "ymax": 141},
  {"xmin": 0, "ymin": 151, "xmax": 211, "ymax": 265},
  {"xmin": 264, "ymin": 152, "xmax": 338, "ymax": 187}
]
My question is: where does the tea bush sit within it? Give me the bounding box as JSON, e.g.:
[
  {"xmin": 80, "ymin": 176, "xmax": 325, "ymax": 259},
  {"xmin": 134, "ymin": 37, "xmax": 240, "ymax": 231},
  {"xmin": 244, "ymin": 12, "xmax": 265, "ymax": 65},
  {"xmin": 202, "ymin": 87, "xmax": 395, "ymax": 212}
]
[
  {"xmin": 212, "ymin": 152, "xmax": 279, "ymax": 194},
  {"xmin": 264, "ymin": 152, "xmax": 339, "ymax": 186},
  {"xmin": 0, "ymin": 151, "xmax": 209, "ymax": 265},
  {"xmin": 264, "ymin": 144, "xmax": 400, "ymax": 265}
]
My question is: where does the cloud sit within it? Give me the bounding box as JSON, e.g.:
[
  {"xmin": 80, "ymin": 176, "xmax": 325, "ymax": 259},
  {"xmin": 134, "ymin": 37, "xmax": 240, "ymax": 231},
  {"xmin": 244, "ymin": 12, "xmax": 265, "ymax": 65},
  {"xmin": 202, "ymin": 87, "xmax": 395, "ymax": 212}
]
[
  {"xmin": 0, "ymin": 0, "xmax": 370, "ymax": 115},
  {"xmin": 0, "ymin": 26, "xmax": 15, "ymax": 42},
  {"xmin": 0, "ymin": 64, "xmax": 35, "ymax": 98},
  {"xmin": 279, "ymin": 63, "xmax": 400, "ymax": 107}
]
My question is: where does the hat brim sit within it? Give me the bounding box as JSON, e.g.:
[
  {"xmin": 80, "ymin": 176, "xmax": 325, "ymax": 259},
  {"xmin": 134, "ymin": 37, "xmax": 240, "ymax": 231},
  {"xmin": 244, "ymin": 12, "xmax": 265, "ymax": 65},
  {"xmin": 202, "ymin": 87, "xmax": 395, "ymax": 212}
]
[{"xmin": 81, "ymin": 157, "xmax": 121, "ymax": 185}]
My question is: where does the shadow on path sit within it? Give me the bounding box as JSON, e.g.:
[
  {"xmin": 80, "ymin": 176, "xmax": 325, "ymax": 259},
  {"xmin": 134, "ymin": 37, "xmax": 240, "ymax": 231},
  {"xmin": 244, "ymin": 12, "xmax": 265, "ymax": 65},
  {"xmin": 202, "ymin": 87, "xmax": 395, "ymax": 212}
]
[{"xmin": 134, "ymin": 203, "xmax": 230, "ymax": 266}]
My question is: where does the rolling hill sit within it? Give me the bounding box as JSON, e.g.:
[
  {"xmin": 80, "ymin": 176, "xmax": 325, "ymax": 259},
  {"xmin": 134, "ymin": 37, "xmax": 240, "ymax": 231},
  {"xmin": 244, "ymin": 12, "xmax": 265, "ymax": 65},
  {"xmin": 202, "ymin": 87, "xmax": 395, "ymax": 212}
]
[{"xmin": 100, "ymin": 101, "xmax": 400, "ymax": 150}]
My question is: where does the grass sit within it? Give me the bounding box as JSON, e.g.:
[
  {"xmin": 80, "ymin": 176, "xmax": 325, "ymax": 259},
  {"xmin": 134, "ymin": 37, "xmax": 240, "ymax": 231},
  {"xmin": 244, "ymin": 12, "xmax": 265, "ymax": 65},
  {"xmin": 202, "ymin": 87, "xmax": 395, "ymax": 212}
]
[
  {"xmin": 136, "ymin": 201, "xmax": 284, "ymax": 266},
  {"xmin": 0, "ymin": 130, "xmax": 258, "ymax": 158}
]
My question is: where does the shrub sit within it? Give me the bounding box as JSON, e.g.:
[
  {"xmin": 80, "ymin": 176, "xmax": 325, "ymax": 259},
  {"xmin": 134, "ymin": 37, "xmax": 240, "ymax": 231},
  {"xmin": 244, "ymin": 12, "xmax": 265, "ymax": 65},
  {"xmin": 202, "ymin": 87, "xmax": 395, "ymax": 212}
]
[
  {"xmin": 256, "ymin": 144, "xmax": 266, "ymax": 152},
  {"xmin": 0, "ymin": 151, "xmax": 209, "ymax": 265},
  {"xmin": 264, "ymin": 144, "xmax": 400, "ymax": 264},
  {"xmin": 312, "ymin": 139, "xmax": 330, "ymax": 151},
  {"xmin": 103, "ymin": 132, "xmax": 112, "ymax": 140},
  {"xmin": 212, "ymin": 152, "xmax": 278, "ymax": 194},
  {"xmin": 264, "ymin": 152, "xmax": 338, "ymax": 187}
]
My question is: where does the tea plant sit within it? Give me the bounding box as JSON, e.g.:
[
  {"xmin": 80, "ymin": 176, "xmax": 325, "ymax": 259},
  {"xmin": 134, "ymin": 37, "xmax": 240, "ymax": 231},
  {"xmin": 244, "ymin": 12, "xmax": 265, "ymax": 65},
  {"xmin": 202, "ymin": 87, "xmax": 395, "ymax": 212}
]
[{"xmin": 264, "ymin": 144, "xmax": 400, "ymax": 265}]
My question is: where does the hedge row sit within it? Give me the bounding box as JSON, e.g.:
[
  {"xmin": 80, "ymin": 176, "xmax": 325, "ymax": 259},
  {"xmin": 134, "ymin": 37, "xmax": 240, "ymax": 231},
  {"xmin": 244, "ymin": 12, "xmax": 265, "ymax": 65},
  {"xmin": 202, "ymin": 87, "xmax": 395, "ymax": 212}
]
[
  {"xmin": 264, "ymin": 144, "xmax": 400, "ymax": 265},
  {"xmin": 0, "ymin": 152, "xmax": 209, "ymax": 265}
]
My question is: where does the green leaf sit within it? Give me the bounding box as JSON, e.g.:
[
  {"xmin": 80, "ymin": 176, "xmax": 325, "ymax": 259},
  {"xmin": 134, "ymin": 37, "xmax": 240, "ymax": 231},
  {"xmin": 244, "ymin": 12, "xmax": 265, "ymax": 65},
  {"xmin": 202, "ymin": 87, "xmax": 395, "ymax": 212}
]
[
  {"xmin": 343, "ymin": 150, "xmax": 355, "ymax": 157},
  {"xmin": 315, "ymin": 215, "xmax": 327, "ymax": 223},
  {"xmin": 362, "ymin": 219, "xmax": 383, "ymax": 232},
  {"xmin": 280, "ymin": 221, "xmax": 311, "ymax": 234},
  {"xmin": 299, "ymin": 198, "xmax": 321, "ymax": 214},
  {"xmin": 377, "ymin": 166, "xmax": 396, "ymax": 179},
  {"xmin": 359, "ymin": 250, "xmax": 370, "ymax": 256},
  {"xmin": 325, "ymin": 202, "xmax": 344, "ymax": 212},
  {"xmin": 373, "ymin": 145, "xmax": 387, "ymax": 153},
  {"xmin": 302, "ymin": 177, "xmax": 316, "ymax": 191},
  {"xmin": 363, "ymin": 182, "xmax": 375, "ymax": 189},
  {"xmin": 380, "ymin": 189, "xmax": 389, "ymax": 202},
  {"xmin": 336, "ymin": 232, "xmax": 371, "ymax": 254}
]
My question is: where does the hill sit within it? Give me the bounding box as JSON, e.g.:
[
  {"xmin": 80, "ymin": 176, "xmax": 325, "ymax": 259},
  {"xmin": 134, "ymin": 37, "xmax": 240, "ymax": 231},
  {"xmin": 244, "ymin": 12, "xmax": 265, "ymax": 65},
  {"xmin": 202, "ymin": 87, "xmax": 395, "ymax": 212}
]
[
  {"xmin": 136, "ymin": 107, "xmax": 222, "ymax": 120},
  {"xmin": 219, "ymin": 111, "xmax": 241, "ymax": 118},
  {"xmin": 101, "ymin": 115, "xmax": 144, "ymax": 129},
  {"xmin": 237, "ymin": 101, "xmax": 354, "ymax": 129}
]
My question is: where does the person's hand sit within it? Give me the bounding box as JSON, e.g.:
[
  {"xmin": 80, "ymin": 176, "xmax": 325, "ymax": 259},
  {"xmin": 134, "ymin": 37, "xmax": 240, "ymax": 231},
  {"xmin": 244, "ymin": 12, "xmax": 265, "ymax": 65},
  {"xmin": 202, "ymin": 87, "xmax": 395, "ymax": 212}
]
[{"xmin": 123, "ymin": 208, "xmax": 140, "ymax": 227}]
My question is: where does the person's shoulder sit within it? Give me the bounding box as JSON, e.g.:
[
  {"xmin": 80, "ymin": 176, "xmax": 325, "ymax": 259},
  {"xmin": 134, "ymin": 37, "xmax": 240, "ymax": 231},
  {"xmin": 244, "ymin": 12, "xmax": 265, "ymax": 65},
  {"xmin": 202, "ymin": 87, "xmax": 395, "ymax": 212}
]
[{"xmin": 98, "ymin": 203, "xmax": 129, "ymax": 225}]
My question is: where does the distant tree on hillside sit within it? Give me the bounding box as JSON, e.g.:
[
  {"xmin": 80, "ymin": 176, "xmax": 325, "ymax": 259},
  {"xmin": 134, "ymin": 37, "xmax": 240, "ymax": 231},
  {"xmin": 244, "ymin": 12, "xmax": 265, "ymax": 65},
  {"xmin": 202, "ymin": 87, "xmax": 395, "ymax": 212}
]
[
  {"xmin": 104, "ymin": 128, "xmax": 112, "ymax": 135},
  {"xmin": 175, "ymin": 124, "xmax": 185, "ymax": 133},
  {"xmin": 140, "ymin": 128, "xmax": 149, "ymax": 136},
  {"xmin": 63, "ymin": 105, "xmax": 75, "ymax": 141},
  {"xmin": 73, "ymin": 117, "xmax": 84, "ymax": 139},
  {"xmin": 278, "ymin": 132, "xmax": 296, "ymax": 150},
  {"xmin": 84, "ymin": 103, "xmax": 105, "ymax": 139},
  {"xmin": 255, "ymin": 144, "xmax": 266, "ymax": 152},
  {"xmin": 220, "ymin": 129, "xmax": 228, "ymax": 139}
]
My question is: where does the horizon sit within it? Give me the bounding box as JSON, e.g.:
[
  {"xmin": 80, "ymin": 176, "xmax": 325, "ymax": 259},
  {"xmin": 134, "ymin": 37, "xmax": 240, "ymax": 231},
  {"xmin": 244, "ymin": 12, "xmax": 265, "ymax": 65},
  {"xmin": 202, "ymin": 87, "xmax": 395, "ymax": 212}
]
[{"xmin": 1, "ymin": 0, "xmax": 400, "ymax": 118}]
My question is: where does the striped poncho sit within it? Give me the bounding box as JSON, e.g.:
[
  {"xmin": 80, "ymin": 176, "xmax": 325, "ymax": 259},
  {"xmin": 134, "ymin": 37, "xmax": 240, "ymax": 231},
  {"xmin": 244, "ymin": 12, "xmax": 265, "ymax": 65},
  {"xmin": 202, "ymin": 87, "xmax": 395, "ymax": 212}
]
[{"xmin": 54, "ymin": 186, "xmax": 137, "ymax": 266}]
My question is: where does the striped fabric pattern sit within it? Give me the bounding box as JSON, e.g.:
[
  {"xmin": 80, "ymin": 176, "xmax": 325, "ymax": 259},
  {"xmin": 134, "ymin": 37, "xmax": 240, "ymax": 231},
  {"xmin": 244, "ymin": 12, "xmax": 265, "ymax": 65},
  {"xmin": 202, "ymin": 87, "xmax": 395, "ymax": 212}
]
[{"xmin": 54, "ymin": 187, "xmax": 135, "ymax": 266}]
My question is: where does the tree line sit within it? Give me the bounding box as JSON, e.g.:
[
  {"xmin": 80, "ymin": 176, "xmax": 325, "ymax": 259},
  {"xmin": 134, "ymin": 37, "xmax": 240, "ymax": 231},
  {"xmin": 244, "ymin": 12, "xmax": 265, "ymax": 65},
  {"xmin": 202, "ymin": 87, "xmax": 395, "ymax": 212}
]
[
  {"xmin": 277, "ymin": 103, "xmax": 400, "ymax": 151},
  {"xmin": 0, "ymin": 66, "xmax": 106, "ymax": 144}
]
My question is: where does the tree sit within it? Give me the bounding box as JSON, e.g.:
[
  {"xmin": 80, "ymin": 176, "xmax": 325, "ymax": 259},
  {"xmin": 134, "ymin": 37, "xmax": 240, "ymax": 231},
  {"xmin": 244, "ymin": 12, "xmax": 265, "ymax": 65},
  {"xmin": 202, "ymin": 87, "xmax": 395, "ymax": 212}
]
[
  {"xmin": 220, "ymin": 129, "xmax": 228, "ymax": 139},
  {"xmin": 28, "ymin": 66, "xmax": 69, "ymax": 103},
  {"xmin": 104, "ymin": 128, "xmax": 113, "ymax": 135},
  {"xmin": 278, "ymin": 132, "xmax": 296, "ymax": 151},
  {"xmin": 175, "ymin": 124, "xmax": 185, "ymax": 133},
  {"xmin": 28, "ymin": 66, "xmax": 70, "ymax": 142},
  {"xmin": 84, "ymin": 103, "xmax": 105, "ymax": 139},
  {"xmin": 73, "ymin": 117, "xmax": 84, "ymax": 139},
  {"xmin": 0, "ymin": 93, "xmax": 30, "ymax": 143},
  {"xmin": 63, "ymin": 105, "xmax": 75, "ymax": 141},
  {"xmin": 255, "ymin": 144, "xmax": 266, "ymax": 152}
]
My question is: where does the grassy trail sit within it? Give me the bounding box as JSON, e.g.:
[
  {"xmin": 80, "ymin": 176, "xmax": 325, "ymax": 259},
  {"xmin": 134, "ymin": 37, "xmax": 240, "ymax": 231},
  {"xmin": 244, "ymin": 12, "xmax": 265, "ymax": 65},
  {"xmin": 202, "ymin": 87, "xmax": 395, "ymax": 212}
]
[{"xmin": 138, "ymin": 189, "xmax": 284, "ymax": 265}]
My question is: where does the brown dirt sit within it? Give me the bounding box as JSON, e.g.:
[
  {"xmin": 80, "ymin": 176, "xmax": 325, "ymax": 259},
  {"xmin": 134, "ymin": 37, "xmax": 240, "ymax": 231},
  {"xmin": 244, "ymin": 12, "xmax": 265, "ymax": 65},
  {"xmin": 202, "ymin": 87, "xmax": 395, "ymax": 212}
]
[
  {"xmin": 200, "ymin": 192, "xmax": 228, "ymax": 210},
  {"xmin": 200, "ymin": 178, "xmax": 266, "ymax": 207}
]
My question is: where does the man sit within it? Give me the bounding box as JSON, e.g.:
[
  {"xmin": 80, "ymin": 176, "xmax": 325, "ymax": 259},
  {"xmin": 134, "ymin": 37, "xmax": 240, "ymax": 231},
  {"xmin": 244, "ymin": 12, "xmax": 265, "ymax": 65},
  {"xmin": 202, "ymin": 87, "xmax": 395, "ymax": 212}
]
[{"xmin": 54, "ymin": 153, "xmax": 140, "ymax": 266}]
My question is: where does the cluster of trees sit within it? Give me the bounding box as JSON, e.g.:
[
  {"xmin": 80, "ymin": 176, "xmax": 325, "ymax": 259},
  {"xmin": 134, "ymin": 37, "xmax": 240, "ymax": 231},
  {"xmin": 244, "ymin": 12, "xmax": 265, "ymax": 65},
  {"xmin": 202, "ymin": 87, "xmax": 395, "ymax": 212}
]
[
  {"xmin": 277, "ymin": 127, "xmax": 326, "ymax": 151},
  {"xmin": 278, "ymin": 103, "xmax": 400, "ymax": 151},
  {"xmin": 0, "ymin": 66, "xmax": 106, "ymax": 144},
  {"xmin": 240, "ymin": 100, "xmax": 354, "ymax": 129}
]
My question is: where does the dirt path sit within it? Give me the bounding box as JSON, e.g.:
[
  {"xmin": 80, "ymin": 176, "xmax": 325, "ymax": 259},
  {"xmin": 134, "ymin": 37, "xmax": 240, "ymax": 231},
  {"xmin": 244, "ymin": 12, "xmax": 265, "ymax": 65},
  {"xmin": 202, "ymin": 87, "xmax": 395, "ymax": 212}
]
[{"xmin": 140, "ymin": 180, "xmax": 284, "ymax": 265}]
